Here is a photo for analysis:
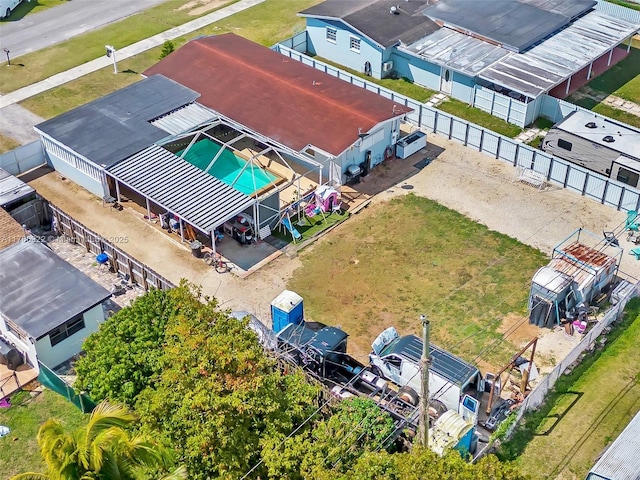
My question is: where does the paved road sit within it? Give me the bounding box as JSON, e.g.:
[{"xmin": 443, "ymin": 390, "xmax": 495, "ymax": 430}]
[{"xmin": 0, "ymin": 0, "xmax": 167, "ymax": 59}]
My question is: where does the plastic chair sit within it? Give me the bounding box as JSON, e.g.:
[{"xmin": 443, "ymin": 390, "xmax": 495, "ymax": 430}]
[
  {"xmin": 629, "ymin": 247, "xmax": 640, "ymax": 260},
  {"xmin": 626, "ymin": 211, "xmax": 639, "ymax": 231}
]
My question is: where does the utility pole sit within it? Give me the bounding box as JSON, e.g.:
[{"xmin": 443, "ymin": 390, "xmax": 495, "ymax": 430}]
[{"xmin": 419, "ymin": 314, "xmax": 430, "ymax": 448}]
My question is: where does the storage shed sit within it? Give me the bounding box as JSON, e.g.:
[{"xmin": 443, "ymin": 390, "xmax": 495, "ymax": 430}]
[
  {"xmin": 543, "ymin": 110, "xmax": 640, "ymax": 187},
  {"xmin": 586, "ymin": 411, "xmax": 640, "ymax": 480}
]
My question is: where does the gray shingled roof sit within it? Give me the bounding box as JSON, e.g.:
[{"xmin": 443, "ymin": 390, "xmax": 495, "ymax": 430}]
[
  {"xmin": 35, "ymin": 75, "xmax": 199, "ymax": 168},
  {"xmin": 0, "ymin": 241, "xmax": 111, "ymax": 339},
  {"xmin": 299, "ymin": 0, "xmax": 439, "ymax": 48}
]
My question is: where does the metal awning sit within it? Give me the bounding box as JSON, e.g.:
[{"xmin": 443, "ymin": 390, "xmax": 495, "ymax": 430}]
[
  {"xmin": 479, "ymin": 11, "xmax": 639, "ymax": 98},
  {"xmin": 107, "ymin": 145, "xmax": 255, "ymax": 233},
  {"xmin": 150, "ymin": 102, "xmax": 218, "ymax": 135}
]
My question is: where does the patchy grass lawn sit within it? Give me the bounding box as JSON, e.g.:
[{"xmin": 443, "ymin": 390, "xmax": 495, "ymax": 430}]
[
  {"xmin": 498, "ymin": 299, "xmax": 640, "ymax": 480},
  {"xmin": 288, "ymin": 194, "xmax": 548, "ymax": 367},
  {"xmin": 19, "ymin": 0, "xmax": 319, "ymax": 118},
  {"xmin": 0, "ymin": 0, "xmax": 65, "ymax": 22},
  {"xmin": 0, "ymin": 389, "xmax": 86, "ymax": 479},
  {"xmin": 0, "ymin": 133, "xmax": 20, "ymax": 153},
  {"xmin": 437, "ymin": 98, "xmax": 523, "ymax": 138}
]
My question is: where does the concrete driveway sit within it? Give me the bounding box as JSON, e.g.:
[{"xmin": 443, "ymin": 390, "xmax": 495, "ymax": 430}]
[{"xmin": 0, "ymin": 0, "xmax": 167, "ymax": 58}]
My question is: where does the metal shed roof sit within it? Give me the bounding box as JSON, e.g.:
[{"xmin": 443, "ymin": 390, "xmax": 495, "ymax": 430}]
[
  {"xmin": 552, "ymin": 110, "xmax": 640, "ymax": 161},
  {"xmin": 587, "ymin": 412, "xmax": 640, "ymax": 480},
  {"xmin": 381, "ymin": 335, "xmax": 481, "ymax": 386},
  {"xmin": 422, "ymin": 0, "xmax": 595, "ymax": 52},
  {"xmin": 0, "ymin": 167, "xmax": 35, "ymax": 208},
  {"xmin": 107, "ymin": 144, "xmax": 255, "ymax": 233},
  {"xmin": 299, "ymin": 0, "xmax": 439, "ymax": 49},
  {"xmin": 34, "ymin": 75, "xmax": 199, "ymax": 168},
  {"xmin": 0, "ymin": 241, "xmax": 111, "ymax": 339},
  {"xmin": 479, "ymin": 10, "xmax": 639, "ymax": 98},
  {"xmin": 150, "ymin": 102, "xmax": 217, "ymax": 136},
  {"xmin": 405, "ymin": 29, "xmax": 508, "ymax": 77}
]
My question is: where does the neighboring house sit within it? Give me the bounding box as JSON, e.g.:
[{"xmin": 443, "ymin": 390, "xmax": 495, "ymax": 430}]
[
  {"xmin": 543, "ymin": 110, "xmax": 640, "ymax": 187},
  {"xmin": 299, "ymin": 0, "xmax": 640, "ymax": 126},
  {"xmin": 586, "ymin": 411, "xmax": 640, "ymax": 480},
  {"xmin": 0, "ymin": 241, "xmax": 111, "ymax": 369}
]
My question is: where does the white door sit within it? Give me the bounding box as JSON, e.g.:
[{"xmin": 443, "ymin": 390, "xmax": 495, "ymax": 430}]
[{"xmin": 440, "ymin": 68, "xmax": 452, "ymax": 95}]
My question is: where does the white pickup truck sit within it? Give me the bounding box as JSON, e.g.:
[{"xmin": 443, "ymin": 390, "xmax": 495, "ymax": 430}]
[{"xmin": 0, "ymin": 0, "xmax": 25, "ymax": 19}]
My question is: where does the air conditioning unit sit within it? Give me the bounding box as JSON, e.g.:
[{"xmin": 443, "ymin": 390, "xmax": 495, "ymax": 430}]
[{"xmin": 382, "ymin": 61, "xmax": 394, "ymax": 73}]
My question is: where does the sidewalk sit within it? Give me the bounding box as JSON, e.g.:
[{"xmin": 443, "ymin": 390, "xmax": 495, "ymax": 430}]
[{"xmin": 0, "ymin": 0, "xmax": 265, "ymax": 110}]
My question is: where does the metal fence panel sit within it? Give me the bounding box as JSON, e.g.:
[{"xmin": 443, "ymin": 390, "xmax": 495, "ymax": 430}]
[
  {"xmin": 466, "ymin": 125, "xmax": 483, "ymax": 151},
  {"xmin": 515, "ymin": 145, "xmax": 535, "ymax": 168},
  {"xmin": 481, "ymin": 131, "xmax": 500, "ymax": 157},
  {"xmin": 498, "ymin": 139, "xmax": 517, "ymax": 163},
  {"xmin": 584, "ymin": 175, "xmax": 607, "ymax": 201},
  {"xmin": 435, "ymin": 112, "xmax": 453, "ymax": 137},
  {"xmin": 532, "ymin": 151, "xmax": 552, "ymax": 175},
  {"xmin": 621, "ymin": 189, "xmax": 640, "ymax": 211},
  {"xmin": 566, "ymin": 167, "xmax": 588, "ymax": 193},
  {"xmin": 451, "ymin": 119, "xmax": 468, "ymax": 143}
]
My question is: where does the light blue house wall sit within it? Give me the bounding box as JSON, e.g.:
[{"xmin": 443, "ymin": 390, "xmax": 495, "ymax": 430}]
[
  {"xmin": 40, "ymin": 135, "xmax": 106, "ymax": 198},
  {"xmin": 34, "ymin": 304, "xmax": 105, "ymax": 369},
  {"xmin": 390, "ymin": 50, "xmax": 441, "ymax": 91},
  {"xmin": 451, "ymin": 72, "xmax": 475, "ymax": 104},
  {"xmin": 306, "ymin": 18, "xmax": 386, "ymax": 77}
]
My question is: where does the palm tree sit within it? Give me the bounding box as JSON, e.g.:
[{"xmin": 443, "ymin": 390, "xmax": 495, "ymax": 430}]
[{"xmin": 12, "ymin": 401, "xmax": 185, "ymax": 480}]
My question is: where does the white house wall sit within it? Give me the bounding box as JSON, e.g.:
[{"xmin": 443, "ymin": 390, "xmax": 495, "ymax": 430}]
[
  {"xmin": 392, "ymin": 50, "xmax": 442, "ymax": 91},
  {"xmin": 306, "ymin": 18, "xmax": 385, "ymax": 78},
  {"xmin": 34, "ymin": 303, "xmax": 105, "ymax": 369},
  {"xmin": 0, "ymin": 314, "xmax": 39, "ymax": 371},
  {"xmin": 41, "ymin": 136, "xmax": 106, "ymax": 198}
]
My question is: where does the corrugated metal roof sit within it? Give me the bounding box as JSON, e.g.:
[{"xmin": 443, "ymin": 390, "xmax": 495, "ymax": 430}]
[
  {"xmin": 107, "ymin": 145, "xmax": 254, "ymax": 233},
  {"xmin": 404, "ymin": 29, "xmax": 508, "ymax": 76},
  {"xmin": 0, "ymin": 241, "xmax": 111, "ymax": 339},
  {"xmin": 479, "ymin": 10, "xmax": 639, "ymax": 97},
  {"xmin": 381, "ymin": 335, "xmax": 481, "ymax": 386},
  {"xmin": 150, "ymin": 102, "xmax": 217, "ymax": 135},
  {"xmin": 144, "ymin": 33, "xmax": 412, "ymax": 156},
  {"xmin": 423, "ymin": 0, "xmax": 593, "ymax": 52},
  {"xmin": 0, "ymin": 167, "xmax": 35, "ymax": 207},
  {"xmin": 587, "ymin": 412, "xmax": 640, "ymax": 480},
  {"xmin": 552, "ymin": 110, "xmax": 640, "ymax": 161}
]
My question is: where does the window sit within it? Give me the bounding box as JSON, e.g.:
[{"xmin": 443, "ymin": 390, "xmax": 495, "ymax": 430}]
[
  {"xmin": 326, "ymin": 27, "xmax": 337, "ymax": 43},
  {"xmin": 557, "ymin": 139, "xmax": 572, "ymax": 151},
  {"xmin": 350, "ymin": 36, "xmax": 361, "ymax": 53},
  {"xmin": 617, "ymin": 167, "xmax": 639, "ymax": 188},
  {"xmin": 48, "ymin": 315, "xmax": 85, "ymax": 347}
]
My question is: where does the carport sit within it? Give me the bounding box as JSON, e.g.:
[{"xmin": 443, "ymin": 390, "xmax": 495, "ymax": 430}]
[{"xmin": 106, "ymin": 144, "xmax": 255, "ymax": 252}]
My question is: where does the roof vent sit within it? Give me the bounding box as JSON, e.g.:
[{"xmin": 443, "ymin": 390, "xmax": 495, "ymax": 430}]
[
  {"xmin": 585, "ymin": 122, "xmax": 597, "ymax": 129},
  {"xmin": 603, "ymin": 135, "xmax": 615, "ymax": 143},
  {"xmin": 390, "ymin": 5, "xmax": 399, "ymax": 14}
]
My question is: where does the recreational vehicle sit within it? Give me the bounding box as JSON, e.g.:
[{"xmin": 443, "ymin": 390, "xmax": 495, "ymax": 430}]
[
  {"xmin": 0, "ymin": 0, "xmax": 24, "ymax": 18},
  {"xmin": 543, "ymin": 111, "xmax": 640, "ymax": 187}
]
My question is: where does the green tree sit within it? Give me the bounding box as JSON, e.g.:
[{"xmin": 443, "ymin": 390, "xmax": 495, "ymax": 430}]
[
  {"xmin": 135, "ymin": 283, "xmax": 319, "ymax": 480},
  {"xmin": 75, "ymin": 285, "xmax": 202, "ymax": 406},
  {"xmin": 159, "ymin": 40, "xmax": 175, "ymax": 59},
  {"xmin": 11, "ymin": 401, "xmax": 184, "ymax": 480}
]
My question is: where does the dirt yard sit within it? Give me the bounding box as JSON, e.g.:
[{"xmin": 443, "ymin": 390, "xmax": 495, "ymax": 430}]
[{"xmin": 23, "ymin": 130, "xmax": 640, "ymax": 368}]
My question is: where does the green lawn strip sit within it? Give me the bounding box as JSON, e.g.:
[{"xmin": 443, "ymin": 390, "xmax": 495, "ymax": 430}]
[
  {"xmin": 0, "ymin": 0, "xmax": 65, "ymax": 22},
  {"xmin": 498, "ymin": 300, "xmax": 640, "ymax": 480},
  {"xmin": 0, "ymin": 0, "xmax": 240, "ymax": 93},
  {"xmin": 0, "ymin": 133, "xmax": 21, "ymax": 153},
  {"xmin": 287, "ymin": 194, "xmax": 548, "ymax": 364},
  {"xmin": 18, "ymin": 0, "xmax": 318, "ymax": 119},
  {"xmin": 593, "ymin": 103, "xmax": 640, "ymax": 129},
  {"xmin": 437, "ymin": 98, "xmax": 523, "ymax": 138},
  {"xmin": 0, "ymin": 389, "xmax": 86, "ymax": 479},
  {"xmin": 271, "ymin": 210, "xmax": 350, "ymax": 244}
]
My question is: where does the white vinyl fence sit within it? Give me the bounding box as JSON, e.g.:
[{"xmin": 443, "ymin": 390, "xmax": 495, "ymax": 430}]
[
  {"xmin": 0, "ymin": 140, "xmax": 46, "ymax": 175},
  {"xmin": 273, "ymin": 45, "xmax": 640, "ymax": 213}
]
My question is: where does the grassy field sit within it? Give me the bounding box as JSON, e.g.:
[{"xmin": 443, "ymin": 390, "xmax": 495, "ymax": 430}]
[
  {"xmin": 0, "ymin": 0, "xmax": 65, "ymax": 22},
  {"xmin": 0, "ymin": 132, "xmax": 20, "ymax": 153},
  {"xmin": 437, "ymin": 98, "xmax": 523, "ymax": 138},
  {"xmin": 0, "ymin": 389, "xmax": 86, "ymax": 479},
  {"xmin": 498, "ymin": 299, "xmax": 640, "ymax": 479},
  {"xmin": 287, "ymin": 194, "xmax": 548, "ymax": 367},
  {"xmin": 19, "ymin": 0, "xmax": 319, "ymax": 119}
]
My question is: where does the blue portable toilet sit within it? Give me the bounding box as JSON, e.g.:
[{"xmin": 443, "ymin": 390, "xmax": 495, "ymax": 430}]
[{"xmin": 271, "ymin": 290, "xmax": 304, "ymax": 333}]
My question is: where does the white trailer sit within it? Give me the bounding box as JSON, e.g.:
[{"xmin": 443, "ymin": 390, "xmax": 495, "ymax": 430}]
[{"xmin": 0, "ymin": 0, "xmax": 25, "ymax": 19}]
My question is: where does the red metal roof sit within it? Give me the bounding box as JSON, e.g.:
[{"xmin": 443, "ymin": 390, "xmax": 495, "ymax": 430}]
[{"xmin": 144, "ymin": 33, "xmax": 413, "ymax": 156}]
